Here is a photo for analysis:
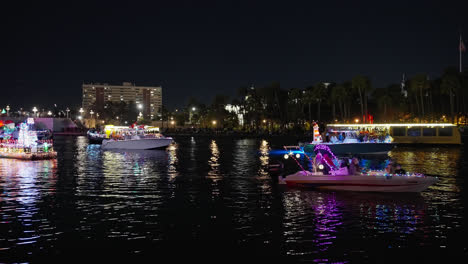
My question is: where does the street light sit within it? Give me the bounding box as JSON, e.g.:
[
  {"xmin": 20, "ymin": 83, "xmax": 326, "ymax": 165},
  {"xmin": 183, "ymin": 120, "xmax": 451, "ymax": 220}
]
[
  {"xmin": 79, "ymin": 108, "xmax": 84, "ymax": 116},
  {"xmin": 32, "ymin": 107, "xmax": 38, "ymax": 117},
  {"xmin": 212, "ymin": 120, "xmax": 217, "ymax": 125},
  {"xmin": 6, "ymin": 105, "xmax": 10, "ymax": 116},
  {"xmin": 66, "ymin": 107, "xmax": 70, "ymax": 118},
  {"xmin": 48, "ymin": 111, "xmax": 52, "ymax": 116},
  {"xmin": 190, "ymin": 107, "xmax": 196, "ymax": 124},
  {"xmin": 90, "ymin": 110, "xmax": 94, "ymax": 118}
]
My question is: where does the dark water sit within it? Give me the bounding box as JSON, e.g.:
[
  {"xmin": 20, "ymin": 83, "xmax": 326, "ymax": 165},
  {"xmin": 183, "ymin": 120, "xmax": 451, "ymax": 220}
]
[{"xmin": 1, "ymin": 136, "xmax": 467, "ymax": 263}]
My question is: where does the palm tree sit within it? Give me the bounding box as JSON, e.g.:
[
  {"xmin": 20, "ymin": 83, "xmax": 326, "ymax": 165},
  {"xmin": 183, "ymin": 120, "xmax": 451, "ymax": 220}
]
[
  {"xmin": 409, "ymin": 74, "xmax": 429, "ymax": 120},
  {"xmin": 303, "ymin": 86, "xmax": 315, "ymax": 123},
  {"xmin": 312, "ymin": 82, "xmax": 328, "ymax": 121},
  {"xmin": 441, "ymin": 70, "xmax": 461, "ymax": 123},
  {"xmin": 351, "ymin": 75, "xmax": 370, "ymax": 123},
  {"xmin": 373, "ymin": 87, "xmax": 393, "ymax": 122},
  {"xmin": 287, "ymin": 88, "xmax": 303, "ymax": 125}
]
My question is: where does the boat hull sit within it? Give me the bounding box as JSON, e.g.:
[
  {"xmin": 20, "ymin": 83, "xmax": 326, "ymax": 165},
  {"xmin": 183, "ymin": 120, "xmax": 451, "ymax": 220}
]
[
  {"xmin": 281, "ymin": 171, "xmax": 437, "ymax": 192},
  {"xmin": 88, "ymin": 136, "xmax": 104, "ymax": 144},
  {"xmin": 0, "ymin": 151, "xmax": 57, "ymax": 160},
  {"xmin": 101, "ymin": 138, "xmax": 173, "ymax": 150},
  {"xmin": 303, "ymin": 143, "xmax": 395, "ymax": 155}
]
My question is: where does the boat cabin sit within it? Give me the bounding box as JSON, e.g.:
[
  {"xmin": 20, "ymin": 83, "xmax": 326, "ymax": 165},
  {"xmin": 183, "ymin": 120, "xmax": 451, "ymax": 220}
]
[{"xmin": 327, "ymin": 123, "xmax": 461, "ymax": 145}]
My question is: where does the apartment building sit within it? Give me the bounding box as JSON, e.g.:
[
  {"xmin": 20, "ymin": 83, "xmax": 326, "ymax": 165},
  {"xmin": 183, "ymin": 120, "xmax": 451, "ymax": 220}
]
[{"xmin": 82, "ymin": 82, "xmax": 162, "ymax": 119}]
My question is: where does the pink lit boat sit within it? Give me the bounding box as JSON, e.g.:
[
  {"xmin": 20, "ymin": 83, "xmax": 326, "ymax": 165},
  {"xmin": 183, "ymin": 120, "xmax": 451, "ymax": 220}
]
[{"xmin": 279, "ymin": 170, "xmax": 438, "ymax": 192}]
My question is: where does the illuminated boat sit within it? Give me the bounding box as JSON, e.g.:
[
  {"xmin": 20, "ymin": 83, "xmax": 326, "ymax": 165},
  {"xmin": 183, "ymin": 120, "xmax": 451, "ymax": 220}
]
[
  {"xmin": 279, "ymin": 144, "xmax": 437, "ymax": 192},
  {"xmin": 0, "ymin": 120, "xmax": 57, "ymax": 160},
  {"xmin": 102, "ymin": 137, "xmax": 173, "ymax": 150},
  {"xmin": 326, "ymin": 123, "xmax": 461, "ymax": 145},
  {"xmin": 101, "ymin": 125, "xmax": 173, "ymax": 150},
  {"xmin": 301, "ymin": 123, "xmax": 395, "ymax": 155},
  {"xmin": 87, "ymin": 129, "xmax": 106, "ymax": 144},
  {"xmin": 279, "ymin": 170, "xmax": 438, "ymax": 192}
]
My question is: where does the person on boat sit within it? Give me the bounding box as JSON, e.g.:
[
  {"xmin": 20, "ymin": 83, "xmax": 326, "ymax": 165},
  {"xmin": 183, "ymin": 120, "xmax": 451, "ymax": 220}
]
[
  {"xmin": 338, "ymin": 132, "xmax": 344, "ymax": 142},
  {"xmin": 385, "ymin": 161, "xmax": 396, "ymax": 174},
  {"xmin": 348, "ymin": 157, "xmax": 361, "ymax": 175},
  {"xmin": 394, "ymin": 164, "xmax": 406, "ymax": 175}
]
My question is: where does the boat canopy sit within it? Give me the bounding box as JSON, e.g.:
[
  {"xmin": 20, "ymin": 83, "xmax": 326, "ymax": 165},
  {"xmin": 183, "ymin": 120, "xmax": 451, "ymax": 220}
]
[{"xmin": 327, "ymin": 123, "xmax": 455, "ymax": 128}]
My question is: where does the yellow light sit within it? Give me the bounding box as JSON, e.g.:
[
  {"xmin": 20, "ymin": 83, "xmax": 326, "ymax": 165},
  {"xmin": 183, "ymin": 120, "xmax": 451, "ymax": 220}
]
[
  {"xmin": 263, "ymin": 119, "xmax": 266, "ymax": 123},
  {"xmin": 354, "ymin": 119, "xmax": 359, "ymax": 123},
  {"xmin": 212, "ymin": 120, "xmax": 217, "ymax": 125}
]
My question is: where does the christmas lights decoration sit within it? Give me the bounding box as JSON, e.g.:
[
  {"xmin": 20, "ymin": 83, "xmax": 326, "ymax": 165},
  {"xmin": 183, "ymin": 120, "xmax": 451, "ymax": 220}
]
[{"xmin": 17, "ymin": 122, "xmax": 38, "ymax": 148}]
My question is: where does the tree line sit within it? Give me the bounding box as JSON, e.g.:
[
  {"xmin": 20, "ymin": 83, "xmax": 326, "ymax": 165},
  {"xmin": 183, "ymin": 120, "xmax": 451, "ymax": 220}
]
[{"xmin": 95, "ymin": 67, "xmax": 468, "ymax": 131}]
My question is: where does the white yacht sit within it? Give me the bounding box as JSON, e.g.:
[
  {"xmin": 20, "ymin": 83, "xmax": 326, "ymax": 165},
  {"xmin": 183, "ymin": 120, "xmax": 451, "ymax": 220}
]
[{"xmin": 101, "ymin": 125, "xmax": 173, "ymax": 150}]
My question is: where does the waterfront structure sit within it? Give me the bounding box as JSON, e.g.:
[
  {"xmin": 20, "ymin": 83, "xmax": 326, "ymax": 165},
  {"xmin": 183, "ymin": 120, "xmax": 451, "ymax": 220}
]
[{"xmin": 82, "ymin": 82, "xmax": 162, "ymax": 119}]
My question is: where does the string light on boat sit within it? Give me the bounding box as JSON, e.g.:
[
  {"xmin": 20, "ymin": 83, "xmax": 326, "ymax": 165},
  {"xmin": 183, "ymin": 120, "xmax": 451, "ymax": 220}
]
[
  {"xmin": 295, "ymin": 153, "xmax": 301, "ymax": 159},
  {"xmin": 318, "ymin": 164, "xmax": 324, "ymax": 170},
  {"xmin": 283, "ymin": 154, "xmax": 289, "ymax": 159}
]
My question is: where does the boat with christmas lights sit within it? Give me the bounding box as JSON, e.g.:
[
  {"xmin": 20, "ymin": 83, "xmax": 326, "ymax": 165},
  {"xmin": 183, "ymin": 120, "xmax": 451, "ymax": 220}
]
[
  {"xmin": 301, "ymin": 123, "xmax": 395, "ymax": 155},
  {"xmin": 325, "ymin": 123, "xmax": 461, "ymax": 145},
  {"xmin": 87, "ymin": 129, "xmax": 106, "ymax": 144},
  {"xmin": 278, "ymin": 144, "xmax": 437, "ymax": 192},
  {"xmin": 0, "ymin": 118, "xmax": 57, "ymax": 160},
  {"xmin": 101, "ymin": 125, "xmax": 173, "ymax": 150}
]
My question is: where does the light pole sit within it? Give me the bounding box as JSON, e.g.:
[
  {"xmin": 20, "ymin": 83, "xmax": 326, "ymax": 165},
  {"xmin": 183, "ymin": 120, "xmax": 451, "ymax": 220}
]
[
  {"xmin": 190, "ymin": 107, "xmax": 196, "ymax": 124},
  {"xmin": 79, "ymin": 107, "xmax": 84, "ymax": 116},
  {"xmin": 48, "ymin": 111, "xmax": 52, "ymax": 116},
  {"xmin": 90, "ymin": 110, "xmax": 94, "ymax": 119},
  {"xmin": 66, "ymin": 107, "xmax": 70, "ymax": 118},
  {"xmin": 32, "ymin": 107, "xmax": 38, "ymax": 117},
  {"xmin": 6, "ymin": 105, "xmax": 10, "ymax": 116}
]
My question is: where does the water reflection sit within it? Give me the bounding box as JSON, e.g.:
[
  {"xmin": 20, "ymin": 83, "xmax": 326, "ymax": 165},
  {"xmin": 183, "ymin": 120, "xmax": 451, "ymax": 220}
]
[
  {"xmin": 206, "ymin": 140, "xmax": 221, "ymax": 198},
  {"xmin": 0, "ymin": 158, "xmax": 58, "ymax": 255},
  {"xmin": 389, "ymin": 146, "xmax": 461, "ymax": 192},
  {"xmin": 281, "ymin": 190, "xmax": 428, "ymax": 260}
]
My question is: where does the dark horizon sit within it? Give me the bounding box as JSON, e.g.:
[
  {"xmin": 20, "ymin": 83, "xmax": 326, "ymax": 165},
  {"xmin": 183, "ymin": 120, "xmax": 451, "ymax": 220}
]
[{"xmin": 6, "ymin": 0, "xmax": 468, "ymax": 111}]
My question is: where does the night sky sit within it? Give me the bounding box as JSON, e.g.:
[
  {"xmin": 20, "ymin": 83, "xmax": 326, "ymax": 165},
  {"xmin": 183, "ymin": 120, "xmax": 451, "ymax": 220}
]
[{"xmin": 7, "ymin": 0, "xmax": 468, "ymax": 111}]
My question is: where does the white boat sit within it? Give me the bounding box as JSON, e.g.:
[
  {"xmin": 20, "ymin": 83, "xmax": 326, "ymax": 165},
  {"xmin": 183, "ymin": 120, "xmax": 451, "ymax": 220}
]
[
  {"xmin": 279, "ymin": 144, "xmax": 438, "ymax": 192},
  {"xmin": 102, "ymin": 135, "xmax": 173, "ymax": 150},
  {"xmin": 101, "ymin": 125, "xmax": 173, "ymax": 150},
  {"xmin": 279, "ymin": 170, "xmax": 438, "ymax": 192}
]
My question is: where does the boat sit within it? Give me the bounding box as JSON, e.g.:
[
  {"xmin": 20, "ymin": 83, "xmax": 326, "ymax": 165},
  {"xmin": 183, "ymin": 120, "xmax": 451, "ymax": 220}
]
[
  {"xmin": 326, "ymin": 123, "xmax": 461, "ymax": 145},
  {"xmin": 301, "ymin": 123, "xmax": 396, "ymax": 155},
  {"xmin": 278, "ymin": 144, "xmax": 437, "ymax": 192},
  {"xmin": 0, "ymin": 120, "xmax": 57, "ymax": 160},
  {"xmin": 87, "ymin": 129, "xmax": 106, "ymax": 144},
  {"xmin": 101, "ymin": 125, "xmax": 173, "ymax": 150},
  {"xmin": 279, "ymin": 170, "xmax": 438, "ymax": 192}
]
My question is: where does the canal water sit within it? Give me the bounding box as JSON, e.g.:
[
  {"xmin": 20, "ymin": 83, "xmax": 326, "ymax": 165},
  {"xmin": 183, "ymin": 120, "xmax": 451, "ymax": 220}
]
[{"xmin": 1, "ymin": 136, "xmax": 467, "ymax": 262}]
